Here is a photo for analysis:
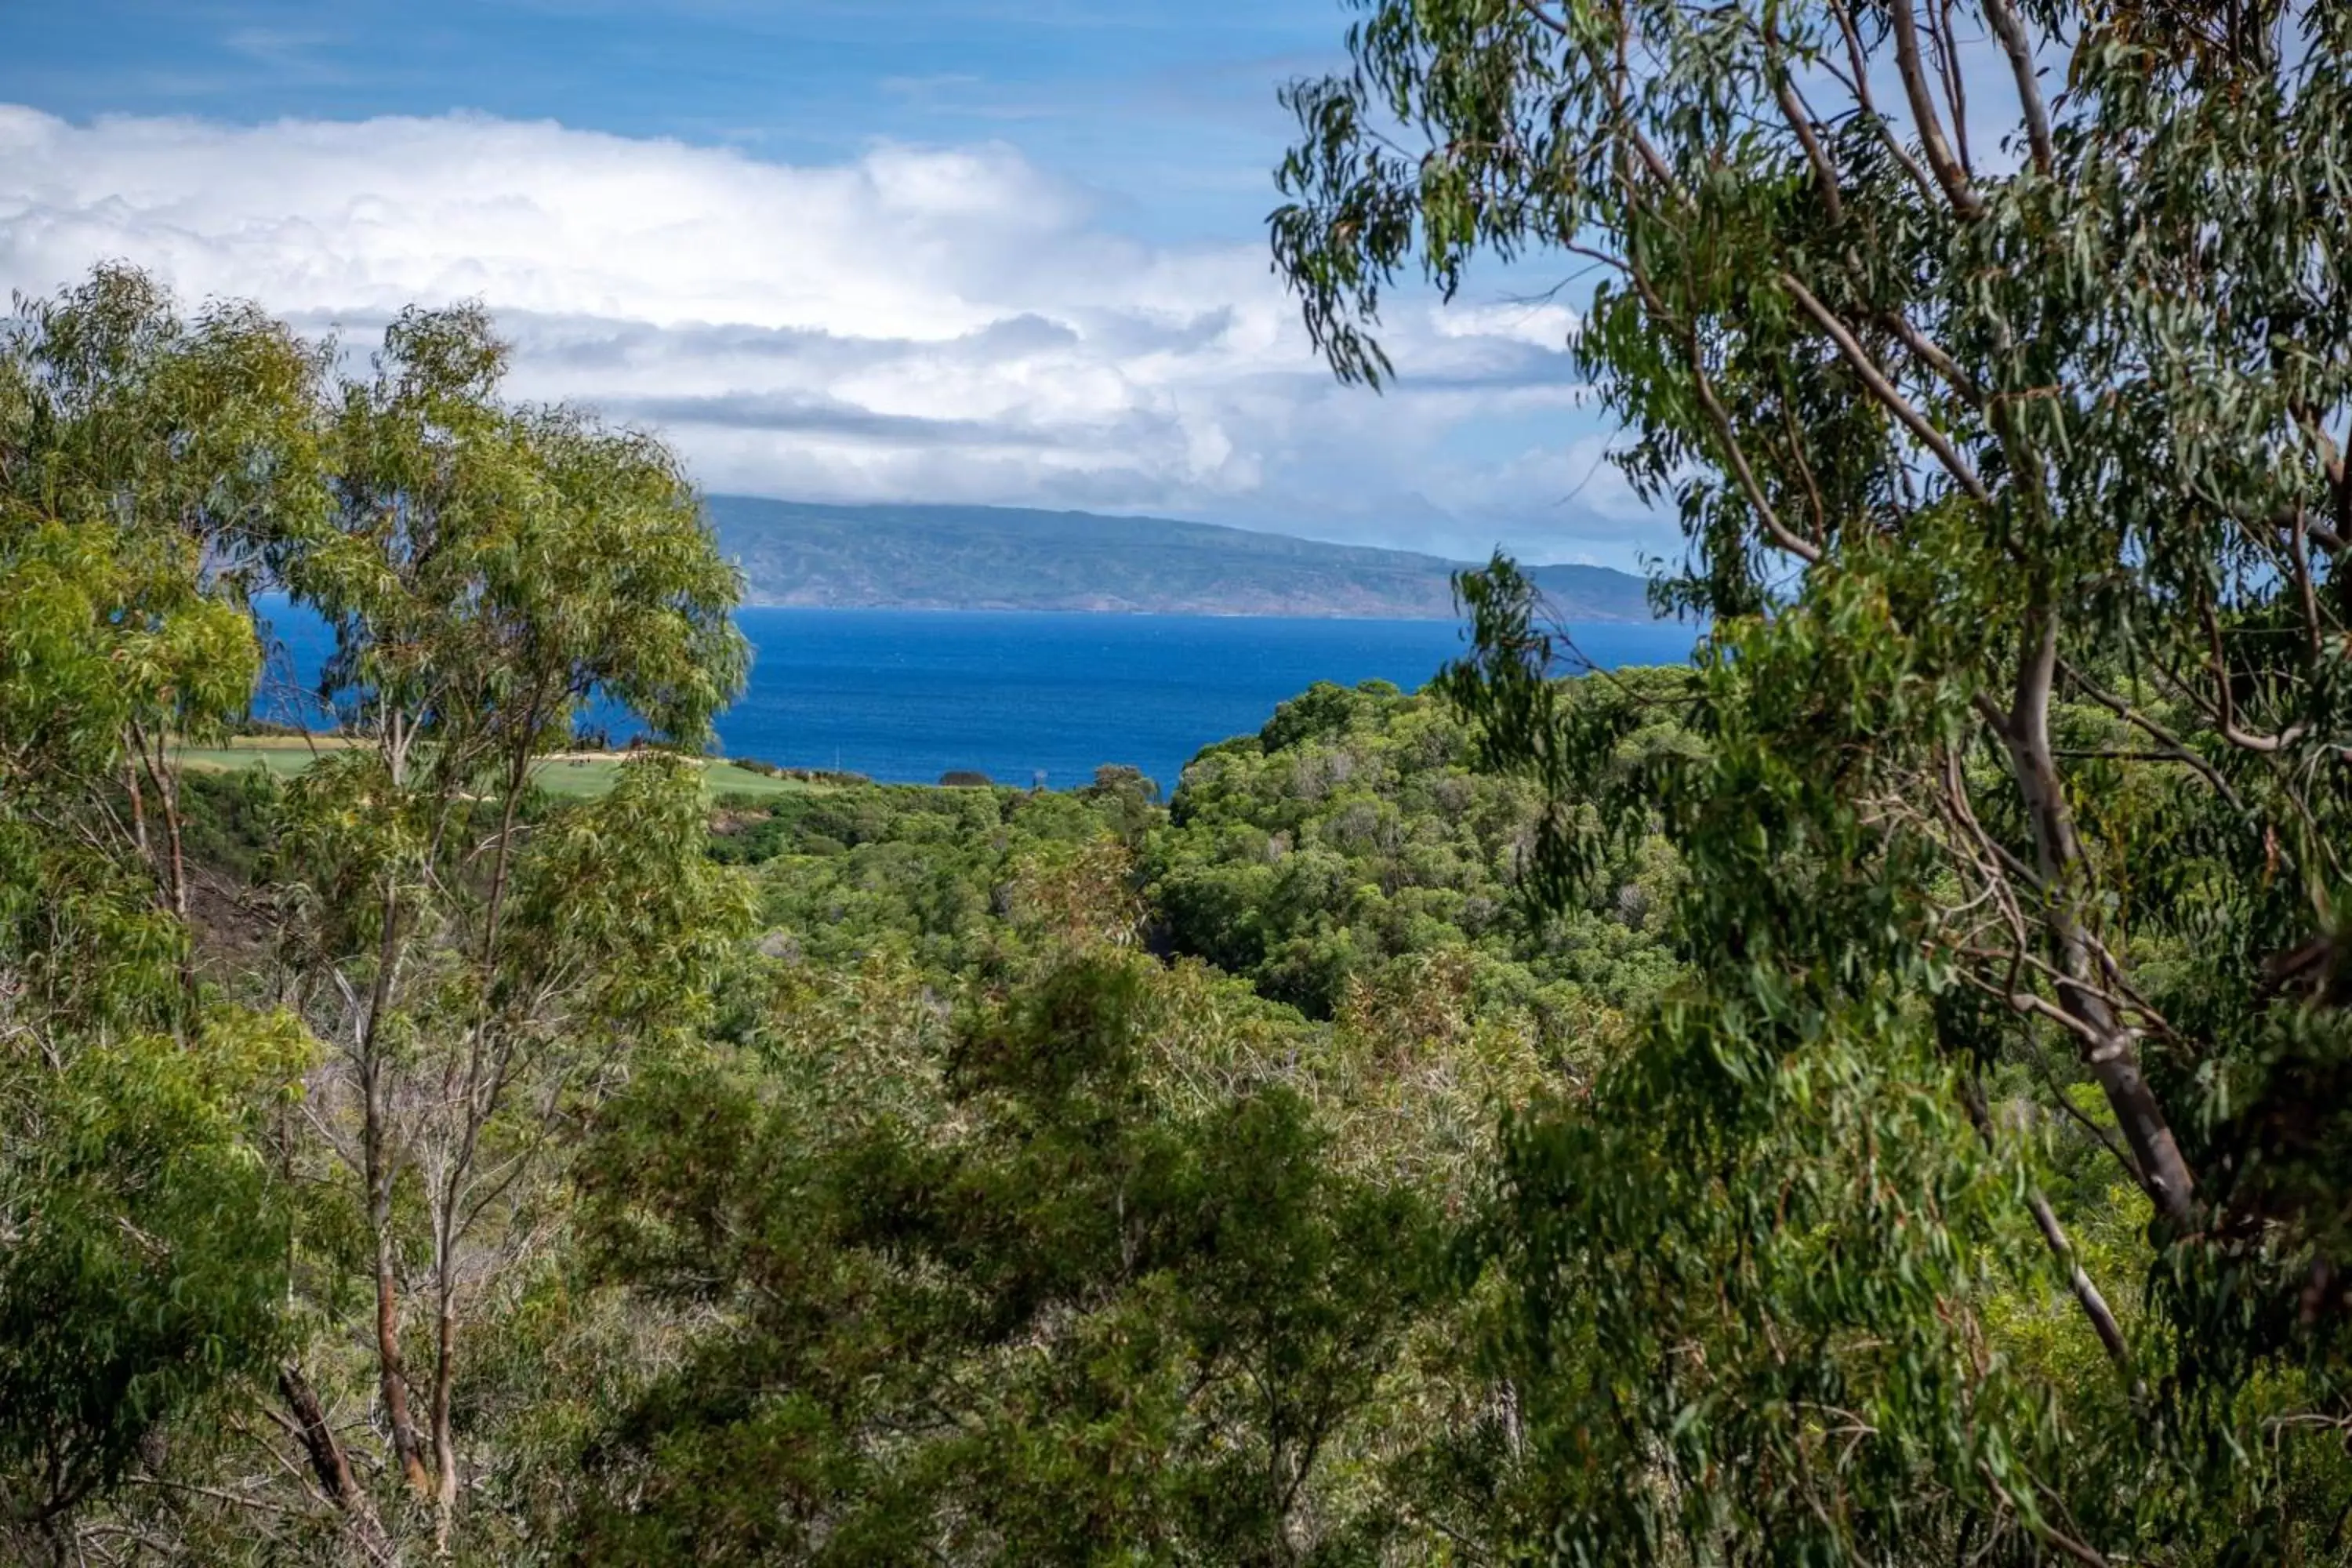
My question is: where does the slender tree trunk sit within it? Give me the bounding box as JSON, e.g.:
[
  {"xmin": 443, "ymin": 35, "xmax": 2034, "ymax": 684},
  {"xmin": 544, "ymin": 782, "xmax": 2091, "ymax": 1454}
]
[
  {"xmin": 360, "ymin": 884, "xmax": 433, "ymax": 1497},
  {"xmin": 123, "ymin": 746, "xmax": 149, "ymax": 862},
  {"xmin": 158, "ymin": 759, "xmax": 187, "ymax": 923},
  {"xmin": 126, "ymin": 722, "xmax": 200, "ymax": 1011},
  {"xmin": 430, "ymin": 1229, "xmax": 460, "ymax": 1555},
  {"xmin": 1997, "ymin": 612, "xmax": 2198, "ymax": 1232},
  {"xmin": 279, "ymin": 1363, "xmax": 395, "ymax": 1563},
  {"xmin": 480, "ymin": 732, "xmax": 533, "ymax": 965},
  {"xmin": 129, "ymin": 721, "xmax": 189, "ymax": 921},
  {"xmin": 2024, "ymin": 1189, "xmax": 2137, "ymax": 1376},
  {"xmin": 421, "ymin": 737, "xmax": 536, "ymax": 1553},
  {"xmin": 370, "ymin": 1178, "xmax": 432, "ymax": 1497}
]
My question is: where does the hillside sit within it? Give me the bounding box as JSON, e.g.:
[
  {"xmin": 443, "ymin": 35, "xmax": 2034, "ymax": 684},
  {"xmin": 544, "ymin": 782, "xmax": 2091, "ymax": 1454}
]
[{"xmin": 706, "ymin": 495, "xmax": 1661, "ymax": 620}]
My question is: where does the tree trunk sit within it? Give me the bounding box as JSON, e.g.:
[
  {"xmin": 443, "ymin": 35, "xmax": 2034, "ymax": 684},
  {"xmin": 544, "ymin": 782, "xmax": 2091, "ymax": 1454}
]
[
  {"xmin": 430, "ymin": 1271, "xmax": 459, "ymax": 1554},
  {"xmin": 1998, "ymin": 613, "xmax": 2198, "ymax": 1233},
  {"xmin": 126, "ymin": 723, "xmax": 199, "ymax": 1012},
  {"xmin": 278, "ymin": 1363, "xmax": 395, "ymax": 1563},
  {"xmin": 371, "ymin": 1207, "xmax": 432, "ymax": 1497},
  {"xmin": 123, "ymin": 747, "xmax": 148, "ymax": 862},
  {"xmin": 351, "ymin": 711, "xmax": 434, "ymax": 1495},
  {"xmin": 480, "ymin": 731, "xmax": 534, "ymax": 965},
  {"xmin": 356, "ymin": 873, "xmax": 432, "ymax": 1497},
  {"xmin": 158, "ymin": 760, "xmax": 187, "ymax": 923}
]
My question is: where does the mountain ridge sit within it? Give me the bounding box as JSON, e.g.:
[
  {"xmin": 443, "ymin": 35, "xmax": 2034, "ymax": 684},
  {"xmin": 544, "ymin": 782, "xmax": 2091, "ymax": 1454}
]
[{"xmin": 706, "ymin": 495, "xmax": 1661, "ymax": 621}]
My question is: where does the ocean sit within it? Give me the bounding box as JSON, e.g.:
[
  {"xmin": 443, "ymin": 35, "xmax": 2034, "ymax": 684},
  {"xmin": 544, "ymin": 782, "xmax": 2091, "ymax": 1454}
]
[{"xmin": 255, "ymin": 604, "xmax": 1698, "ymax": 792}]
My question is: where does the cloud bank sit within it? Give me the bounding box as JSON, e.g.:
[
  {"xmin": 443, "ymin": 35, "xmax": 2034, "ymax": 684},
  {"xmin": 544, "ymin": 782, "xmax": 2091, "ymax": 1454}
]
[{"xmin": 0, "ymin": 105, "xmax": 1657, "ymax": 563}]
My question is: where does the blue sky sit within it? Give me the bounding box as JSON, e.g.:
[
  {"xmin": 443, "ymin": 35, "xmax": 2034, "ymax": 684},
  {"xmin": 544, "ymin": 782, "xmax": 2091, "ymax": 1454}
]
[{"xmin": 0, "ymin": 2, "xmax": 1657, "ymax": 566}]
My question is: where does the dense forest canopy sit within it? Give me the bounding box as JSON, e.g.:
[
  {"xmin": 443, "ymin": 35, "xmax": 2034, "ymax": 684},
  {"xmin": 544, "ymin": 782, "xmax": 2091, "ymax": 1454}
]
[
  {"xmin": 2, "ymin": 2, "xmax": 2350, "ymax": 1563},
  {"xmin": 1, "ymin": 311, "xmax": 1669, "ymax": 1556}
]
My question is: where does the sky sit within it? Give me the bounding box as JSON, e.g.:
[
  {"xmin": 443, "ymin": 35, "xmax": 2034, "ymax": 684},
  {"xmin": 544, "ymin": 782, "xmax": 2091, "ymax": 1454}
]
[{"xmin": 0, "ymin": 1, "xmax": 1660, "ymax": 567}]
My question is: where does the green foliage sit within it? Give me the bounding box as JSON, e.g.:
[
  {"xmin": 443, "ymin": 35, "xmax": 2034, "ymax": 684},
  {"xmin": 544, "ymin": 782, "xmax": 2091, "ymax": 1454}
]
[
  {"xmin": 574, "ymin": 950, "xmax": 1451, "ymax": 1565},
  {"xmin": 0, "ymin": 1017, "xmax": 310, "ymax": 1533},
  {"xmin": 508, "ymin": 750, "xmax": 759, "ymax": 1030},
  {"xmin": 299, "ymin": 302, "xmax": 745, "ymax": 771},
  {"xmin": 3, "ymin": 266, "xmax": 759, "ymax": 1559},
  {"xmin": 719, "ymin": 780, "xmax": 1142, "ymax": 981},
  {"xmin": 0, "ymin": 262, "xmax": 330, "ymax": 590},
  {"xmin": 54, "ymin": 101, "xmax": 2352, "ymax": 1563},
  {"xmin": 552, "ymin": 691, "xmax": 1663, "ymax": 1563},
  {"xmin": 248, "ymin": 294, "xmax": 759, "ymax": 1549},
  {"xmin": 1275, "ymin": 2, "xmax": 2352, "ymax": 1559},
  {"xmin": 0, "ymin": 267, "xmax": 327, "ymax": 1546},
  {"xmin": 1149, "ymin": 678, "xmax": 1676, "ymax": 1035}
]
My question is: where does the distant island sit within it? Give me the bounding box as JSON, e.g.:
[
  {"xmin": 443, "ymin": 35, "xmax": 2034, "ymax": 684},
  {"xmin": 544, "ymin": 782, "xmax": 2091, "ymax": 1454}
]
[{"xmin": 707, "ymin": 496, "xmax": 1661, "ymax": 621}]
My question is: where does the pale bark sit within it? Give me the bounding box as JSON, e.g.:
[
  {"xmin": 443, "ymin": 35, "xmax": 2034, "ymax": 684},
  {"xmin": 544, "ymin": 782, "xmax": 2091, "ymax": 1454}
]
[
  {"xmin": 1991, "ymin": 613, "xmax": 2198, "ymax": 1232},
  {"xmin": 1886, "ymin": 0, "xmax": 1983, "ymax": 218},
  {"xmin": 1959, "ymin": 1080, "xmax": 2136, "ymax": 1387},
  {"xmin": 360, "ymin": 884, "xmax": 433, "ymax": 1497},
  {"xmin": 430, "ymin": 1253, "xmax": 459, "ymax": 1554}
]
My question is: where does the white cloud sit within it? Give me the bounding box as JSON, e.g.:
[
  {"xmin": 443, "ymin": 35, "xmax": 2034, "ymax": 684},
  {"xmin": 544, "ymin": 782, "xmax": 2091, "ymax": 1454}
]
[
  {"xmin": 1430, "ymin": 299, "xmax": 1579, "ymax": 350},
  {"xmin": 0, "ymin": 103, "xmax": 1657, "ymax": 561}
]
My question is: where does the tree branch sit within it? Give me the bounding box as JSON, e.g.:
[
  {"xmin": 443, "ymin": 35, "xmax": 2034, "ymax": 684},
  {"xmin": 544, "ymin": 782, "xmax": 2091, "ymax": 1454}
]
[
  {"xmin": 1780, "ymin": 273, "xmax": 1990, "ymax": 503},
  {"xmin": 2057, "ymin": 662, "xmax": 2247, "ymax": 813},
  {"xmin": 1826, "ymin": 0, "xmax": 1944, "ymax": 211},
  {"xmin": 1687, "ymin": 339, "xmax": 1822, "ymax": 564},
  {"xmin": 1768, "ymin": 56, "xmax": 1842, "ymax": 225},
  {"xmin": 1877, "ymin": 309, "xmax": 1983, "ymax": 404},
  {"xmin": 1958, "ymin": 1076, "xmax": 2139, "ymax": 1391},
  {"xmin": 1887, "ymin": 0, "xmax": 1984, "ymax": 218},
  {"xmin": 1982, "ymin": 0, "xmax": 2056, "ymax": 176}
]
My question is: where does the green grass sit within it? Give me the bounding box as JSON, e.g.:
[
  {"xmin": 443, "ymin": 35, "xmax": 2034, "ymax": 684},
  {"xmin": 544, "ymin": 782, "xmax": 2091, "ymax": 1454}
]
[
  {"xmin": 176, "ymin": 740, "xmax": 348, "ymax": 776},
  {"xmin": 529, "ymin": 756, "xmax": 808, "ymax": 800},
  {"xmin": 176, "ymin": 739, "xmax": 813, "ymax": 800}
]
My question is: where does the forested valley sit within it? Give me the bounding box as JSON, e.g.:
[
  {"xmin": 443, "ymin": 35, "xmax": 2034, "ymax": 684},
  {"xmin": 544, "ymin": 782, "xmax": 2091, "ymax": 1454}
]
[
  {"xmin": 11, "ymin": 2, "xmax": 2352, "ymax": 1564},
  {"xmin": 0, "ymin": 265, "xmax": 1675, "ymax": 1559}
]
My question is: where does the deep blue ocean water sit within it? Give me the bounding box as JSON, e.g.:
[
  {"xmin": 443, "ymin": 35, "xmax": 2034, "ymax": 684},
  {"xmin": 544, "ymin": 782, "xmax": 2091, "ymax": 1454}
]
[{"xmin": 254, "ymin": 604, "xmax": 1697, "ymax": 792}]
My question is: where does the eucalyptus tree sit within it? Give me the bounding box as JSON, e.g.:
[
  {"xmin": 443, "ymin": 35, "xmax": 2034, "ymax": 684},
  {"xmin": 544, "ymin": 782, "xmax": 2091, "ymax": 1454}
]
[
  {"xmin": 0, "ymin": 264, "xmax": 329, "ymax": 935},
  {"xmin": 270, "ymin": 302, "xmax": 750, "ymax": 1550},
  {"xmin": 1276, "ymin": 1, "xmax": 2352, "ymax": 1558},
  {"xmin": 0, "ymin": 269, "xmax": 328, "ymax": 1554}
]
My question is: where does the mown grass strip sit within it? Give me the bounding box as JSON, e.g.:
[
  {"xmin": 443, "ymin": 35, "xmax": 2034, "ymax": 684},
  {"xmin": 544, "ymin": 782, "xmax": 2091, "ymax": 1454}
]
[{"xmin": 175, "ymin": 739, "xmax": 814, "ymax": 799}]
